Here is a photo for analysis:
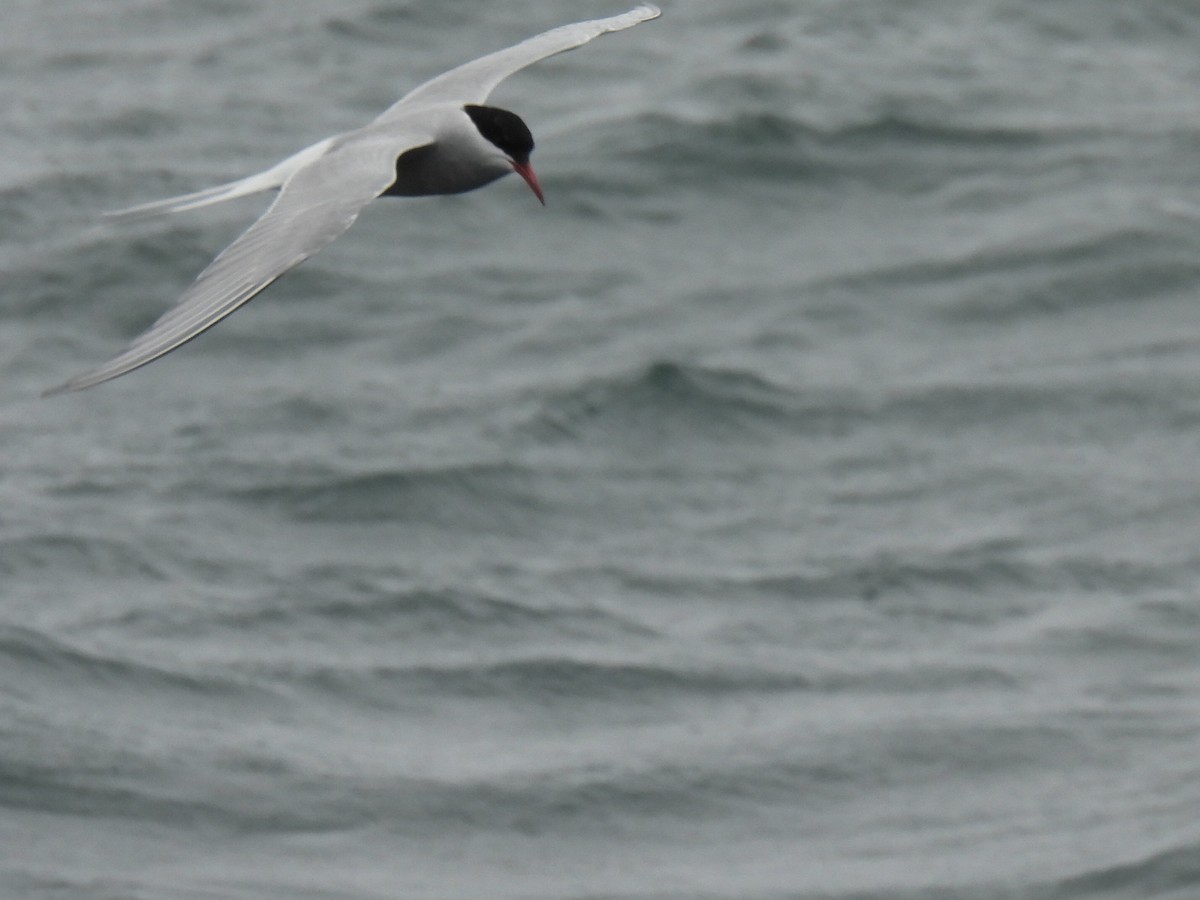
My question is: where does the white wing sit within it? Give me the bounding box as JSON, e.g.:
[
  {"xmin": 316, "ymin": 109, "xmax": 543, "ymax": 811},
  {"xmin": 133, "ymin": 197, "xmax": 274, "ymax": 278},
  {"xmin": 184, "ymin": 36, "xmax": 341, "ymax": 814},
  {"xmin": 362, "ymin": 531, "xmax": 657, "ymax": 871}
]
[
  {"xmin": 47, "ymin": 129, "xmax": 431, "ymax": 394},
  {"xmin": 373, "ymin": 4, "xmax": 661, "ymax": 120}
]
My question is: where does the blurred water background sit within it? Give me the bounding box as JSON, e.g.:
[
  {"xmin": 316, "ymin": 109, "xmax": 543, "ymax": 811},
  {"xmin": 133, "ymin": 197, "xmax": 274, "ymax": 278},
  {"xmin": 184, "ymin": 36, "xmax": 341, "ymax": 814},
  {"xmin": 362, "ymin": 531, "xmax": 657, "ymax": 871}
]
[{"xmin": 4, "ymin": 1, "xmax": 1200, "ymax": 898}]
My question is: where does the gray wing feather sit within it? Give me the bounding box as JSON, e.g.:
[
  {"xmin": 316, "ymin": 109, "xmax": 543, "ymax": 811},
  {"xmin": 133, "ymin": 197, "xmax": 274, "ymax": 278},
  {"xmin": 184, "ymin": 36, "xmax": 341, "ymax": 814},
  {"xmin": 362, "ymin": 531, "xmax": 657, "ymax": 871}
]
[
  {"xmin": 47, "ymin": 131, "xmax": 428, "ymax": 394},
  {"xmin": 373, "ymin": 4, "xmax": 660, "ymax": 120}
]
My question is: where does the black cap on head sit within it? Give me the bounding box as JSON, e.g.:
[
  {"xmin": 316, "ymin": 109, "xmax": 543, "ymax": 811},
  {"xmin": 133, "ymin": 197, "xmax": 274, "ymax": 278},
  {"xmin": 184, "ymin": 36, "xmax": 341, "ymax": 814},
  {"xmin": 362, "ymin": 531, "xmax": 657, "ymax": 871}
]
[{"xmin": 464, "ymin": 105, "xmax": 534, "ymax": 163}]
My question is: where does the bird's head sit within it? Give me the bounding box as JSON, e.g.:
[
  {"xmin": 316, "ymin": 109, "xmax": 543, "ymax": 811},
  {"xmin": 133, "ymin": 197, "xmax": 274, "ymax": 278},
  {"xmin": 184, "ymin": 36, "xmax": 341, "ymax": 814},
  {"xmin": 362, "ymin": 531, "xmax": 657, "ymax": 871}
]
[{"xmin": 463, "ymin": 104, "xmax": 544, "ymax": 205}]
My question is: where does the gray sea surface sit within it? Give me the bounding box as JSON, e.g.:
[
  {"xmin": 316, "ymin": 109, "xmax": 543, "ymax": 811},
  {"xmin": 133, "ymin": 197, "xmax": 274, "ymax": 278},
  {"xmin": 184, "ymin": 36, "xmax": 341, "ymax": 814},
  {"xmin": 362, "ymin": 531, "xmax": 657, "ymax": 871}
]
[{"xmin": 4, "ymin": 1, "xmax": 1200, "ymax": 898}]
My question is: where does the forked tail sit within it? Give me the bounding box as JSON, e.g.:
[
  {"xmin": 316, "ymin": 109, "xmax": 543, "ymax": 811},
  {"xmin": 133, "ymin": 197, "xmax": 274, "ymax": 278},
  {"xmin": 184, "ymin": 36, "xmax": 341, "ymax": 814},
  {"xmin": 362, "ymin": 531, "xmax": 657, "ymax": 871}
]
[{"xmin": 104, "ymin": 135, "xmax": 337, "ymax": 221}]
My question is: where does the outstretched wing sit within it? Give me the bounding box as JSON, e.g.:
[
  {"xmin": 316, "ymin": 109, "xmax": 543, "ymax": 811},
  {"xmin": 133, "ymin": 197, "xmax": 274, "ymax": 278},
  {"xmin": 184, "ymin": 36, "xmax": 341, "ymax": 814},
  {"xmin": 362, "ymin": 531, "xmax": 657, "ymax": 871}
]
[
  {"xmin": 47, "ymin": 129, "xmax": 431, "ymax": 395},
  {"xmin": 373, "ymin": 4, "xmax": 660, "ymax": 121}
]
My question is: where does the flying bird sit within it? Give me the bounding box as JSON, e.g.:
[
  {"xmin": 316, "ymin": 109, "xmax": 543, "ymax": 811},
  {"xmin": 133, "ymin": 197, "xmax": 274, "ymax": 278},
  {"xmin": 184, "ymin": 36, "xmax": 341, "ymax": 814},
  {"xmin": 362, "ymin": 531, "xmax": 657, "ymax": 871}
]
[{"xmin": 47, "ymin": 5, "xmax": 660, "ymax": 395}]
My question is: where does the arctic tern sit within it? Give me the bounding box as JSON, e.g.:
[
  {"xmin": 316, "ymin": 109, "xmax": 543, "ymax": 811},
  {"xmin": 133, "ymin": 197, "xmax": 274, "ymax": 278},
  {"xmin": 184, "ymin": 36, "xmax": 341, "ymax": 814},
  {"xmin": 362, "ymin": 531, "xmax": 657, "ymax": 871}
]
[{"xmin": 47, "ymin": 5, "xmax": 660, "ymax": 394}]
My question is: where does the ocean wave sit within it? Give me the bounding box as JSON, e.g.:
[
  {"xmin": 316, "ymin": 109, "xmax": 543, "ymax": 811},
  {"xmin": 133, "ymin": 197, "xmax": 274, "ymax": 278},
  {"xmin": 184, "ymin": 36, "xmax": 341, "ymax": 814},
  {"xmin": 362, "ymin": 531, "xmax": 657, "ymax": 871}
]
[
  {"xmin": 0, "ymin": 533, "xmax": 167, "ymax": 582},
  {"xmin": 184, "ymin": 579, "xmax": 657, "ymax": 648},
  {"xmin": 1019, "ymin": 1, "xmax": 1200, "ymax": 44},
  {"xmin": 747, "ymin": 554, "xmax": 1041, "ymax": 607},
  {"xmin": 524, "ymin": 360, "xmax": 853, "ymax": 446},
  {"xmin": 284, "ymin": 655, "xmax": 811, "ymax": 708},
  {"xmin": 1049, "ymin": 839, "xmax": 1200, "ymax": 898},
  {"xmin": 870, "ymin": 379, "xmax": 1182, "ymax": 436},
  {"xmin": 900, "ymin": 229, "xmax": 1195, "ymax": 322},
  {"xmin": 230, "ymin": 461, "xmax": 556, "ymax": 528},
  {"xmin": 0, "ymin": 624, "xmax": 255, "ymax": 701},
  {"xmin": 617, "ymin": 106, "xmax": 1081, "ymax": 196},
  {"xmin": 604, "ymin": 545, "xmax": 1047, "ymax": 609}
]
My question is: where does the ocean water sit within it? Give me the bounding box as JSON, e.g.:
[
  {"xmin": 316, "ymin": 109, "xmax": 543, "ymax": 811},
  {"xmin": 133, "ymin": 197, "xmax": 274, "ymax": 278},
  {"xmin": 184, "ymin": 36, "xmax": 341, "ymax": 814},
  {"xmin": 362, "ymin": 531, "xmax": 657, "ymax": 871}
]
[{"xmin": 4, "ymin": 0, "xmax": 1200, "ymax": 897}]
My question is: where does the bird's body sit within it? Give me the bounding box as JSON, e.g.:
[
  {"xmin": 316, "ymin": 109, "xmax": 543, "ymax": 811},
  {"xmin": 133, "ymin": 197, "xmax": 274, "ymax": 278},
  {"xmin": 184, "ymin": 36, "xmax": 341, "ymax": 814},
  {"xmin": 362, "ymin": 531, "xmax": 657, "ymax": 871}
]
[
  {"xmin": 47, "ymin": 5, "xmax": 660, "ymax": 395},
  {"xmin": 381, "ymin": 105, "xmax": 538, "ymax": 198}
]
